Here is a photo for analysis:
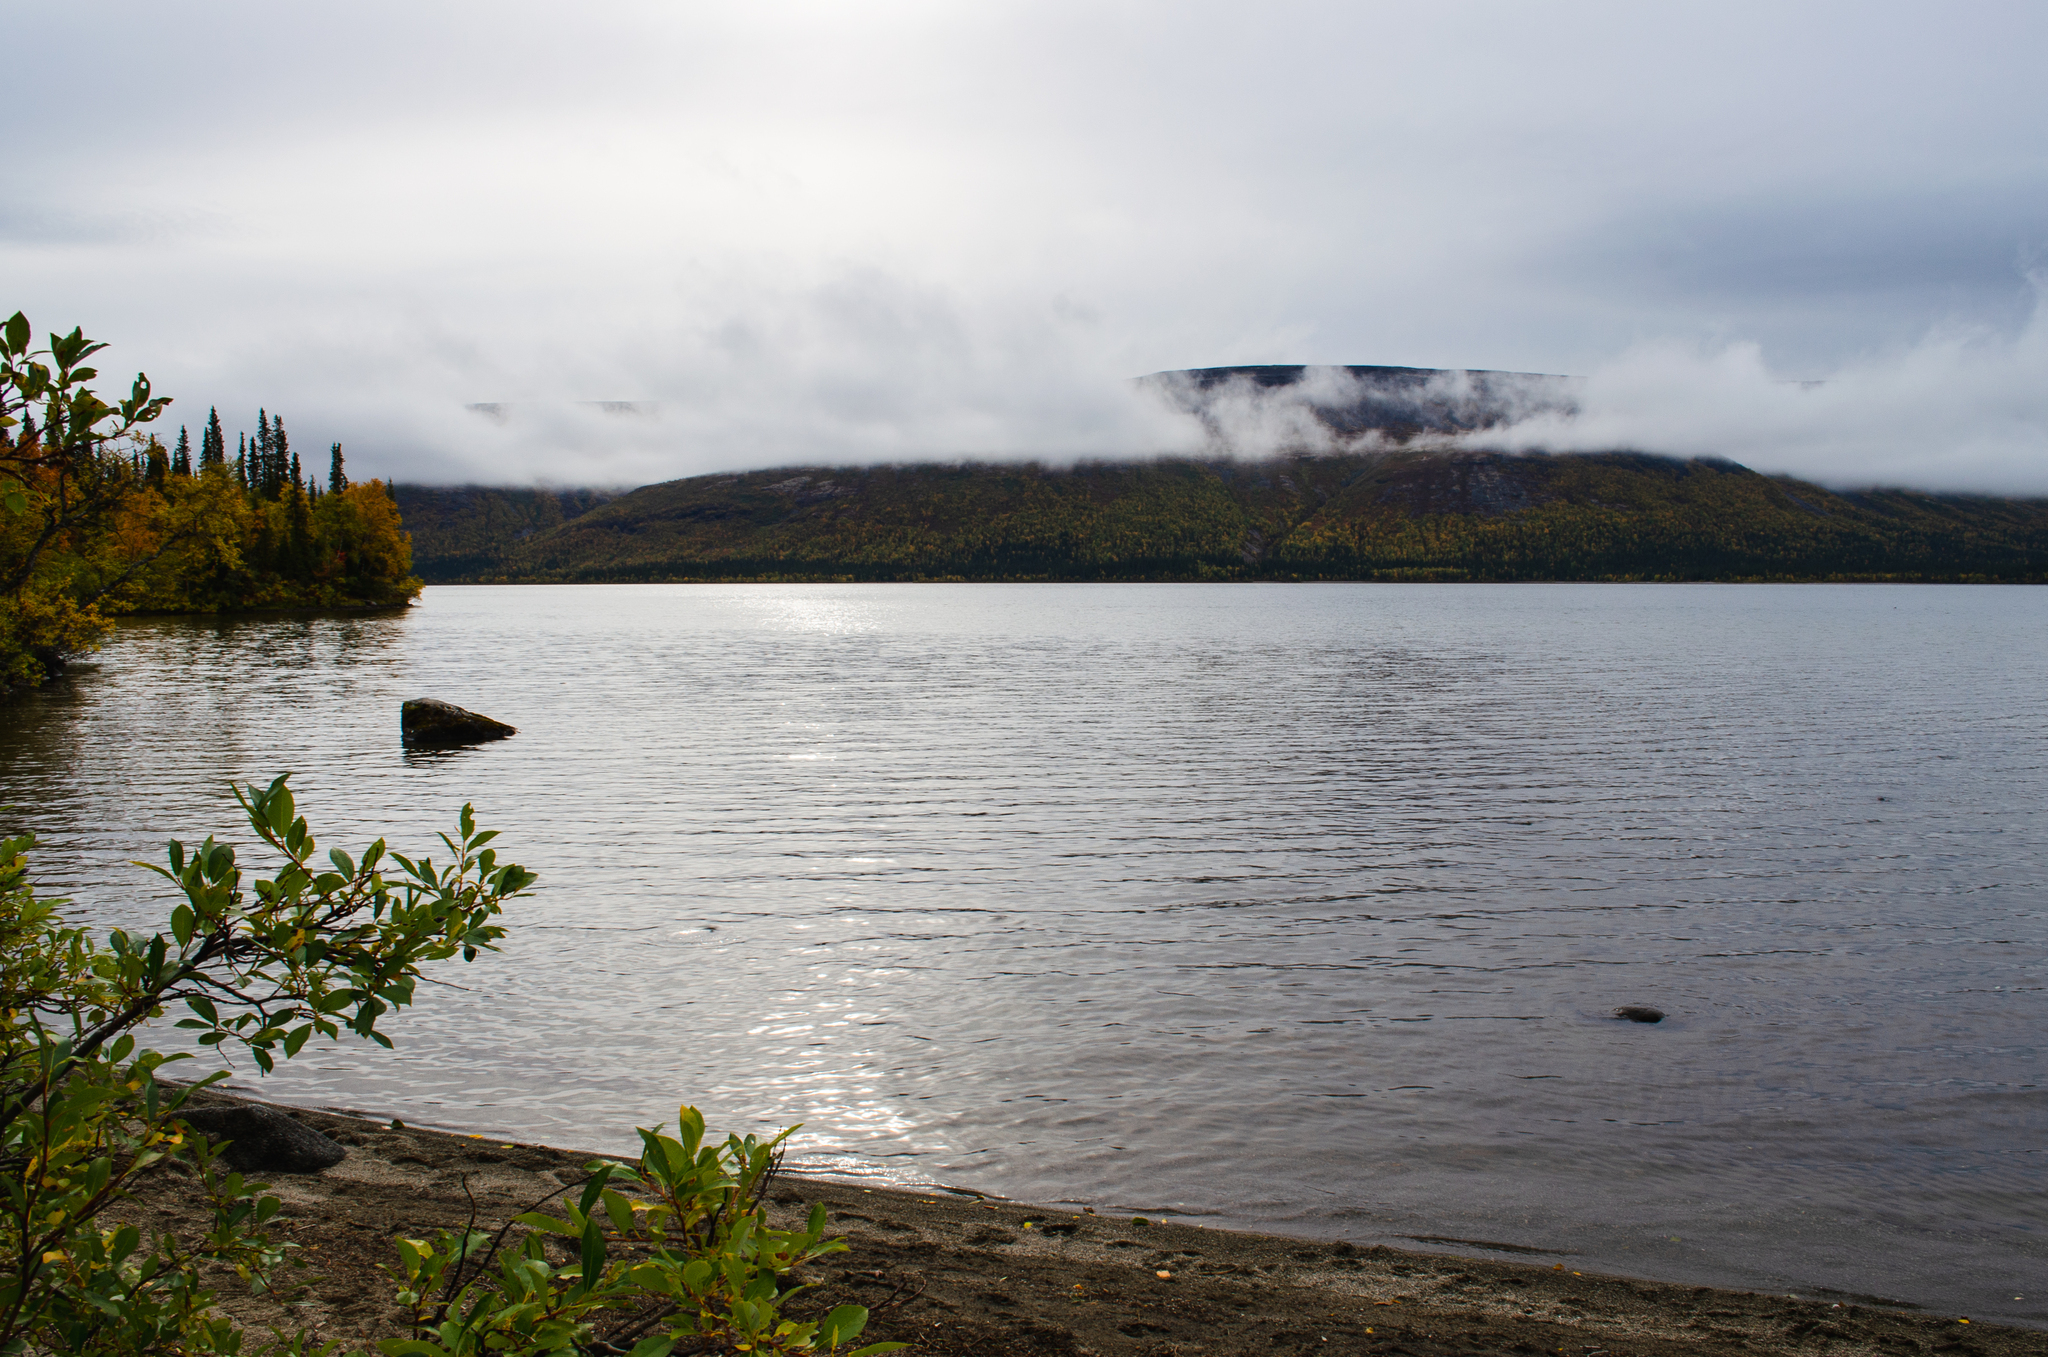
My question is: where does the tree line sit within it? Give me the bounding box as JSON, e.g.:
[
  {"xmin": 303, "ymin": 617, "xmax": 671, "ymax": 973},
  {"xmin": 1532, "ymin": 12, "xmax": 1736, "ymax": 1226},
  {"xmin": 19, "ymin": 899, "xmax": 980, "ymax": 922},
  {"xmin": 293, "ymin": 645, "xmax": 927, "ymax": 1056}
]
[{"xmin": 2, "ymin": 312, "xmax": 421, "ymax": 691}]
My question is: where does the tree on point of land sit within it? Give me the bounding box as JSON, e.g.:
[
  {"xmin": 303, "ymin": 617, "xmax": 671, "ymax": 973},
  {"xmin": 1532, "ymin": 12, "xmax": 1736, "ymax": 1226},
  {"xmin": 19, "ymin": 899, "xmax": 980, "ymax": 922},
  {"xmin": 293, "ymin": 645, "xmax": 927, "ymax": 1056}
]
[{"xmin": 1, "ymin": 311, "xmax": 423, "ymax": 691}]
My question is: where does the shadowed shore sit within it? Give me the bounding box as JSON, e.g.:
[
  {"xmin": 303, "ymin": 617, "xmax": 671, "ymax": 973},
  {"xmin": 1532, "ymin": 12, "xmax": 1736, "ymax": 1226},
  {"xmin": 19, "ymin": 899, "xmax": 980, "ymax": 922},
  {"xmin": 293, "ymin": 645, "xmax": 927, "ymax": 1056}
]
[{"xmin": 126, "ymin": 1092, "xmax": 2033, "ymax": 1355}]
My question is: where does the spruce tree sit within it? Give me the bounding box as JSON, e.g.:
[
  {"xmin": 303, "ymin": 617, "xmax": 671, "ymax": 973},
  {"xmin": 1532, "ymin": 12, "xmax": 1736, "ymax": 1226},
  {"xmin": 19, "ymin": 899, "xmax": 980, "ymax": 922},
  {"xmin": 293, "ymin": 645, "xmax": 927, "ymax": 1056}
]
[
  {"xmin": 328, "ymin": 442, "xmax": 347, "ymax": 493},
  {"xmin": 235, "ymin": 432, "xmax": 248, "ymax": 490},
  {"xmin": 172, "ymin": 426, "xmax": 192, "ymax": 476},
  {"xmin": 275, "ymin": 418, "xmax": 293, "ymax": 501},
  {"xmin": 202, "ymin": 406, "xmax": 226, "ymax": 467},
  {"xmin": 255, "ymin": 410, "xmax": 274, "ymax": 498}
]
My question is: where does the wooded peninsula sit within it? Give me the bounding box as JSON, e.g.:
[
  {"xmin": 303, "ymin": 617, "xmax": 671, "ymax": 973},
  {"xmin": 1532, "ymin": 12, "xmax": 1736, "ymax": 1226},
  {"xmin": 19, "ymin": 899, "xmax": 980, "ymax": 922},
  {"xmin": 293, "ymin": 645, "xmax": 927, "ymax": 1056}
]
[{"xmin": 1, "ymin": 315, "xmax": 420, "ymax": 690}]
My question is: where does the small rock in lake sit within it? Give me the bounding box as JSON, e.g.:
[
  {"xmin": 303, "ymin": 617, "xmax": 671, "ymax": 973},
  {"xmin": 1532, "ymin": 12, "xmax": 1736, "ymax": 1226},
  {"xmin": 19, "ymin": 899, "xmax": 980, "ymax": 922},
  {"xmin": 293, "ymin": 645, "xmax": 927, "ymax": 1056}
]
[
  {"xmin": 402, "ymin": 697, "xmax": 517, "ymax": 747},
  {"xmin": 1613, "ymin": 1005, "xmax": 1665, "ymax": 1023},
  {"xmin": 176, "ymin": 1102, "xmax": 348, "ymax": 1174}
]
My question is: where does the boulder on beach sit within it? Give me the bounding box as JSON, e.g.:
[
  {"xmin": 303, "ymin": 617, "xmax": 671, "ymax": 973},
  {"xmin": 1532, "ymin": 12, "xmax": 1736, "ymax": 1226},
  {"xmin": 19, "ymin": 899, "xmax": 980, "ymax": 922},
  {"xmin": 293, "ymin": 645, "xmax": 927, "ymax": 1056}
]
[
  {"xmin": 402, "ymin": 697, "xmax": 517, "ymax": 747},
  {"xmin": 176, "ymin": 1102, "xmax": 348, "ymax": 1174}
]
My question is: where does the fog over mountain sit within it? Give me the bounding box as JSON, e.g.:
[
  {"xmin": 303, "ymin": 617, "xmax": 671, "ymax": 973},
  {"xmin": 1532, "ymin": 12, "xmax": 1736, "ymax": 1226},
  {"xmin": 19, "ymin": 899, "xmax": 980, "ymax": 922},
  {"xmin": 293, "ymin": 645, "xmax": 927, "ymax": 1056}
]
[
  {"xmin": 6, "ymin": 2, "xmax": 2046, "ymax": 491},
  {"xmin": 1148, "ymin": 299, "xmax": 2048, "ymax": 494},
  {"xmin": 1144, "ymin": 365, "xmax": 1582, "ymax": 452}
]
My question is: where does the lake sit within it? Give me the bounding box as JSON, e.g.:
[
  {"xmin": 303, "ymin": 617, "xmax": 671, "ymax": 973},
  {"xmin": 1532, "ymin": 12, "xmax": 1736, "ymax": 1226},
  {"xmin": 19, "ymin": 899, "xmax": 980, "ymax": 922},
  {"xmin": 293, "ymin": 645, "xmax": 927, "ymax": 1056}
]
[{"xmin": 4, "ymin": 582, "xmax": 2043, "ymax": 1324}]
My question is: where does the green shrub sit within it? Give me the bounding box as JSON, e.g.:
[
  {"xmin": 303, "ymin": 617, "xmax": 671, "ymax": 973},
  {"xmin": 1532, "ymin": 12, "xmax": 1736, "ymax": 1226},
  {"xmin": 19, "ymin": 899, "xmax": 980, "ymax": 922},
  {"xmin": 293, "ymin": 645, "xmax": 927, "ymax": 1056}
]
[
  {"xmin": 384, "ymin": 1109, "xmax": 895, "ymax": 1357},
  {"xmin": 0, "ymin": 779, "xmax": 890, "ymax": 1356}
]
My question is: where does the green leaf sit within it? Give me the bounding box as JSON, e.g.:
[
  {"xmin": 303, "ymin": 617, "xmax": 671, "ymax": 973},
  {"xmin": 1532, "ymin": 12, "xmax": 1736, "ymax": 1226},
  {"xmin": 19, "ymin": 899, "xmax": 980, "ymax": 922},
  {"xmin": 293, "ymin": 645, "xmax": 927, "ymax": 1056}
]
[
  {"xmin": 601, "ymin": 1187, "xmax": 637, "ymax": 1235},
  {"xmin": 820, "ymin": 1304, "xmax": 872, "ymax": 1347},
  {"xmin": 677, "ymin": 1106, "xmax": 705, "ymax": 1156},
  {"xmin": 3, "ymin": 310, "xmax": 28, "ymax": 353},
  {"xmin": 512, "ymin": 1212, "xmax": 580, "ymax": 1237},
  {"xmin": 577, "ymin": 1216, "xmax": 605, "ymax": 1288},
  {"xmin": 576, "ymin": 1163, "xmax": 615, "ymax": 1218}
]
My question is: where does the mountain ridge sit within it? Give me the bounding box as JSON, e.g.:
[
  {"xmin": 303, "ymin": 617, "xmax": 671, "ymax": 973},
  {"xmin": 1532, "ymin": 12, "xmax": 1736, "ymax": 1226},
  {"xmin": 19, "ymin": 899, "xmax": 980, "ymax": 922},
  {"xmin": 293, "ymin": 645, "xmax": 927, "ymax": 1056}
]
[{"xmin": 392, "ymin": 448, "xmax": 2048, "ymax": 585}]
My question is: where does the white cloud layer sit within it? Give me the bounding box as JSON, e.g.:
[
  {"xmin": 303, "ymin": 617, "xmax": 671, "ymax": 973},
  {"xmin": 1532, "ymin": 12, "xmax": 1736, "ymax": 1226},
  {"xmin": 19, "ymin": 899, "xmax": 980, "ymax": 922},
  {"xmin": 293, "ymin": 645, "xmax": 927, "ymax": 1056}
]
[
  {"xmin": 1478, "ymin": 284, "xmax": 2048, "ymax": 493},
  {"xmin": 4, "ymin": 0, "xmax": 2045, "ymax": 491}
]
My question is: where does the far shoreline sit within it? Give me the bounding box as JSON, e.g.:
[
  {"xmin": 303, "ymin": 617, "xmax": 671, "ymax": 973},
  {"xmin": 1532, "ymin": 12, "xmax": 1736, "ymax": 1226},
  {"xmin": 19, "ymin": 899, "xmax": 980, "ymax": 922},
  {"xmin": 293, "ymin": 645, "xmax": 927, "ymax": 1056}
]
[{"xmin": 407, "ymin": 576, "xmax": 2046, "ymax": 586}]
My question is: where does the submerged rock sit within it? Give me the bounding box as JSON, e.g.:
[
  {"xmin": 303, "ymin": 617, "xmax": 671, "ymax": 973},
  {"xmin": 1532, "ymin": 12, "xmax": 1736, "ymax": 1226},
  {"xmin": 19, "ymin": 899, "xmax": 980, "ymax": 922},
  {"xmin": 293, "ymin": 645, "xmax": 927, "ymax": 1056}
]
[
  {"xmin": 1613, "ymin": 1005, "xmax": 1665, "ymax": 1024},
  {"xmin": 402, "ymin": 697, "xmax": 517, "ymax": 747},
  {"xmin": 176, "ymin": 1103, "xmax": 348, "ymax": 1174}
]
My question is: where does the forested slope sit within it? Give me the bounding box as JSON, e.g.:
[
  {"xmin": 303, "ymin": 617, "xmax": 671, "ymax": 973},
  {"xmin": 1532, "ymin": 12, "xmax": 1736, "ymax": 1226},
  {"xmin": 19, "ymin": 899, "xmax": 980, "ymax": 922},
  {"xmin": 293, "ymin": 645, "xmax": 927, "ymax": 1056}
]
[
  {"xmin": 391, "ymin": 485, "xmax": 617, "ymax": 581},
  {"xmin": 395, "ymin": 450, "xmax": 2048, "ymax": 584}
]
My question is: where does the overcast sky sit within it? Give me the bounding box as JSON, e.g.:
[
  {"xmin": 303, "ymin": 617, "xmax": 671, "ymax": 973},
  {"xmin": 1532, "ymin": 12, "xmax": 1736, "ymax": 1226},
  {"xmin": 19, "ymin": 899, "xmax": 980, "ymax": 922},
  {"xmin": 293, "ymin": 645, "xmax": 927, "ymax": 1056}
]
[{"xmin": 6, "ymin": 1, "xmax": 2046, "ymax": 490}]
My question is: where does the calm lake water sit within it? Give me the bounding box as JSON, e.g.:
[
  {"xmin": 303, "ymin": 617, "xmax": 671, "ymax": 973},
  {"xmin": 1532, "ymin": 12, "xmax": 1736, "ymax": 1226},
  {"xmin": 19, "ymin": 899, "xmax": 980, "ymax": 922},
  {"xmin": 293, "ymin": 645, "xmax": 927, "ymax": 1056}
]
[{"xmin": 4, "ymin": 583, "xmax": 2044, "ymax": 1323}]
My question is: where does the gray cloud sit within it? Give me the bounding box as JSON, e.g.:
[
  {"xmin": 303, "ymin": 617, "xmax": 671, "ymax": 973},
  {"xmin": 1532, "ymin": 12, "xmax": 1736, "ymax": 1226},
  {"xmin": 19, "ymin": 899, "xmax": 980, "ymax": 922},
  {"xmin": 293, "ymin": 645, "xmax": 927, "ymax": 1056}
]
[
  {"xmin": 5, "ymin": 0, "xmax": 2045, "ymax": 490},
  {"xmin": 1474, "ymin": 282, "xmax": 2048, "ymax": 493}
]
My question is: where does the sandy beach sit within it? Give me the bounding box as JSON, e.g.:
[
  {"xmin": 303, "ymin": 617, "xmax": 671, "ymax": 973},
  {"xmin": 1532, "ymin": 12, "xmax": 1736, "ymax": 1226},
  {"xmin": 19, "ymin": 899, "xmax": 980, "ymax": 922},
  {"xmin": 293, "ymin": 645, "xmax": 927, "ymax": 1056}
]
[{"xmin": 119, "ymin": 1092, "xmax": 2033, "ymax": 1356}]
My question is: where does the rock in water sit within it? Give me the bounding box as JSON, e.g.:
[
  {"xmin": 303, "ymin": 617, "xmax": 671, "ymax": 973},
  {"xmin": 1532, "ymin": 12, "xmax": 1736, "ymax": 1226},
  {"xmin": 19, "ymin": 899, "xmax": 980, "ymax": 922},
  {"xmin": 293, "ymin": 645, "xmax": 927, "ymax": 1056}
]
[
  {"xmin": 402, "ymin": 697, "xmax": 517, "ymax": 747},
  {"xmin": 176, "ymin": 1103, "xmax": 348, "ymax": 1174},
  {"xmin": 1613, "ymin": 1005, "xmax": 1665, "ymax": 1023}
]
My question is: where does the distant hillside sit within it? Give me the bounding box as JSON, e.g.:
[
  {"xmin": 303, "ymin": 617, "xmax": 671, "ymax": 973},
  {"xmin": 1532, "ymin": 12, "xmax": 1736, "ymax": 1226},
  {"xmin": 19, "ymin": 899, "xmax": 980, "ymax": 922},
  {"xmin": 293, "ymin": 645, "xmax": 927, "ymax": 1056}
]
[
  {"xmin": 394, "ymin": 451, "xmax": 2048, "ymax": 584},
  {"xmin": 392, "ymin": 485, "xmax": 619, "ymax": 581}
]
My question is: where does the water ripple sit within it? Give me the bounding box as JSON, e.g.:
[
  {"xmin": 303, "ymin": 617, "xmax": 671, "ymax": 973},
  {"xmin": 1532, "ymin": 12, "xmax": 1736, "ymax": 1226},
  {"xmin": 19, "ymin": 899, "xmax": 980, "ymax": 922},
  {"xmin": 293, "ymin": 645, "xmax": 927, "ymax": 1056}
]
[{"xmin": 2, "ymin": 582, "xmax": 2044, "ymax": 1324}]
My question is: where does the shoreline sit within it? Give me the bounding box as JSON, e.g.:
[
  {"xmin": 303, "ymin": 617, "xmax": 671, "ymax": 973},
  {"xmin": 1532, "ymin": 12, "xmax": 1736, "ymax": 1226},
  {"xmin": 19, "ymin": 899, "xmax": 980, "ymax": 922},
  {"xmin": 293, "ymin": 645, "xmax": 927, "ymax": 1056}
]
[
  {"xmin": 410, "ymin": 575, "xmax": 2047, "ymax": 587},
  {"xmin": 127, "ymin": 1090, "xmax": 2037, "ymax": 1355},
  {"xmin": 114, "ymin": 600, "xmax": 417, "ymax": 619}
]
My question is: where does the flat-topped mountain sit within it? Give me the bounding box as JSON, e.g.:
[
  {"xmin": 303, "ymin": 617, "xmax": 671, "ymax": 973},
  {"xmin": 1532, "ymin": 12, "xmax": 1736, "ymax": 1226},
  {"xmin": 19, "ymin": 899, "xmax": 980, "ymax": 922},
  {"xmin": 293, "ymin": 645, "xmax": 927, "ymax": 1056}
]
[
  {"xmin": 394, "ymin": 448, "xmax": 2048, "ymax": 584},
  {"xmin": 1141, "ymin": 364, "xmax": 1579, "ymax": 441}
]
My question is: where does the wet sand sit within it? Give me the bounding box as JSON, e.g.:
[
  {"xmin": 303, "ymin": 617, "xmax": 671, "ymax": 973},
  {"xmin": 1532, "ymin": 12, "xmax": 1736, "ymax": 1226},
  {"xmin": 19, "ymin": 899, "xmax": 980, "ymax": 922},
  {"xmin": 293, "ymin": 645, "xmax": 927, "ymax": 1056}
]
[{"xmin": 125, "ymin": 1093, "xmax": 2034, "ymax": 1356}]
